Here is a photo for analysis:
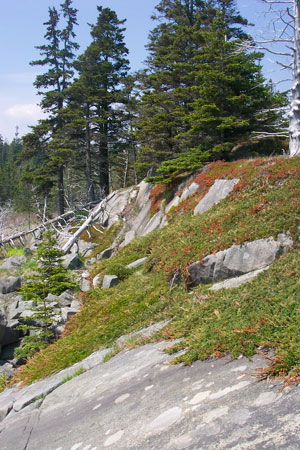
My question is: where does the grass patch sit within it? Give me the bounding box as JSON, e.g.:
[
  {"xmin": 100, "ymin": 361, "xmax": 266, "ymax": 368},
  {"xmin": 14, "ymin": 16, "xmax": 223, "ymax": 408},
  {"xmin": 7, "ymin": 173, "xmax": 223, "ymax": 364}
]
[
  {"xmin": 4, "ymin": 247, "xmax": 26, "ymax": 258},
  {"xmin": 61, "ymin": 367, "xmax": 85, "ymax": 384},
  {"xmin": 163, "ymin": 249, "xmax": 300, "ymax": 384},
  {"xmin": 0, "ymin": 245, "xmax": 26, "ymax": 263},
  {"xmin": 14, "ymin": 272, "xmax": 174, "ymax": 384},
  {"xmin": 0, "ymin": 370, "xmax": 9, "ymax": 392}
]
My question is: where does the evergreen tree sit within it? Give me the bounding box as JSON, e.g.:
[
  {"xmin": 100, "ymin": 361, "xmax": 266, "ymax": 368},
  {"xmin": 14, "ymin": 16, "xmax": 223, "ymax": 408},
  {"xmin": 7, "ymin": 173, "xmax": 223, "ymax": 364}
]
[
  {"xmin": 26, "ymin": 0, "xmax": 79, "ymax": 214},
  {"xmin": 182, "ymin": 0, "xmax": 287, "ymax": 159},
  {"xmin": 0, "ymin": 130, "xmax": 24, "ymax": 205},
  {"xmin": 137, "ymin": 0, "xmax": 287, "ymax": 179},
  {"xmin": 135, "ymin": 0, "xmax": 213, "ymax": 175},
  {"xmin": 15, "ymin": 230, "xmax": 76, "ymax": 359},
  {"xmin": 66, "ymin": 6, "xmax": 130, "ymax": 197}
]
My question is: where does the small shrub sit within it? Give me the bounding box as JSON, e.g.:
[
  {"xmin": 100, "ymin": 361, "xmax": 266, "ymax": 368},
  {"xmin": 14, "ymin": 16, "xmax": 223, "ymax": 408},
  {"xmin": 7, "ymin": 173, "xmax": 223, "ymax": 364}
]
[{"xmin": 15, "ymin": 230, "xmax": 77, "ymax": 360}]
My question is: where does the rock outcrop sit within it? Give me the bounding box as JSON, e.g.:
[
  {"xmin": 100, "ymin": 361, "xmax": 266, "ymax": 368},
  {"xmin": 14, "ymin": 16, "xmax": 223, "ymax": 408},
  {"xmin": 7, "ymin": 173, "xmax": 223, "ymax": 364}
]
[{"xmin": 188, "ymin": 237, "xmax": 288, "ymax": 287}]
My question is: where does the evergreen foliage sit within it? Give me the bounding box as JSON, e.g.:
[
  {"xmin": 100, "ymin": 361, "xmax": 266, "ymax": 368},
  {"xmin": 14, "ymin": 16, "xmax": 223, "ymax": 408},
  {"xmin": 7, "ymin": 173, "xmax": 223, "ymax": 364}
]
[
  {"xmin": 136, "ymin": 0, "xmax": 287, "ymax": 180},
  {"xmin": 15, "ymin": 230, "xmax": 76, "ymax": 360},
  {"xmin": 22, "ymin": 0, "xmax": 79, "ymax": 214},
  {"xmin": 66, "ymin": 6, "xmax": 130, "ymax": 197},
  {"xmin": 0, "ymin": 131, "xmax": 26, "ymax": 207}
]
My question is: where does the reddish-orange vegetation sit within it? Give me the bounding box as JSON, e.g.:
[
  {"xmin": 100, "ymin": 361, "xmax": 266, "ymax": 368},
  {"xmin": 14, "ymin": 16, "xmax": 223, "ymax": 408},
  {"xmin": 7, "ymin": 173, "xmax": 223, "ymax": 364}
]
[{"xmin": 149, "ymin": 184, "xmax": 168, "ymax": 216}]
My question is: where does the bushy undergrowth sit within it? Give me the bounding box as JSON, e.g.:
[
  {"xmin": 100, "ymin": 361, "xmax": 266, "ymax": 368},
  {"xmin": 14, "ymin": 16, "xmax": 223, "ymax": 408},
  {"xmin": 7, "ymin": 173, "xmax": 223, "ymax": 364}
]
[{"xmin": 12, "ymin": 156, "xmax": 300, "ymax": 387}]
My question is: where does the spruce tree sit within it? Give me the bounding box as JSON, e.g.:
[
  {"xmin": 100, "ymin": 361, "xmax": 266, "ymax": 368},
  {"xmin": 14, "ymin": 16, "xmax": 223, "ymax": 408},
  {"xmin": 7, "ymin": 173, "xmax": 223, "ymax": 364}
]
[
  {"xmin": 183, "ymin": 0, "xmax": 287, "ymax": 159},
  {"xmin": 137, "ymin": 0, "xmax": 287, "ymax": 179},
  {"xmin": 66, "ymin": 7, "xmax": 130, "ymax": 197},
  {"xmin": 135, "ymin": 0, "xmax": 212, "ymax": 175},
  {"xmin": 15, "ymin": 230, "xmax": 76, "ymax": 359},
  {"xmin": 25, "ymin": 0, "xmax": 79, "ymax": 214}
]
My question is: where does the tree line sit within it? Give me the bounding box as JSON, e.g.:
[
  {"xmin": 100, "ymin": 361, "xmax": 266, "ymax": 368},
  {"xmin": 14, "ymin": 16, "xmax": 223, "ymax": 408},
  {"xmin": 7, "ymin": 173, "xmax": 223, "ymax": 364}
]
[{"xmin": 0, "ymin": 0, "xmax": 289, "ymax": 215}]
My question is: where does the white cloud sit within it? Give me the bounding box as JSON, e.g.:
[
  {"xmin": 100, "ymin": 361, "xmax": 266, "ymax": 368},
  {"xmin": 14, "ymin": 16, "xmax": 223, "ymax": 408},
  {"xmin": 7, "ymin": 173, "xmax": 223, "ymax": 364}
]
[{"xmin": 5, "ymin": 103, "xmax": 43, "ymax": 121}]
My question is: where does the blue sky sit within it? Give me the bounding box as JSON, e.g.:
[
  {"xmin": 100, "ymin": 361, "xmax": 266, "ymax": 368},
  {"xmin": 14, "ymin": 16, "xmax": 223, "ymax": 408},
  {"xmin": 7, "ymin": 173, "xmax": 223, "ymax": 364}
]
[{"xmin": 0, "ymin": 0, "xmax": 290, "ymax": 142}]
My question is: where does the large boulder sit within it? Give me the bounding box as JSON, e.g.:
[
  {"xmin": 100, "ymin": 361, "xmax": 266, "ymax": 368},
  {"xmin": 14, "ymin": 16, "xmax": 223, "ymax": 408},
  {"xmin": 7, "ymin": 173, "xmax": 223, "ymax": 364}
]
[
  {"xmin": 2, "ymin": 320, "xmax": 20, "ymax": 346},
  {"xmin": 96, "ymin": 247, "xmax": 114, "ymax": 261},
  {"xmin": 0, "ymin": 307, "xmax": 6, "ymax": 347},
  {"xmin": 188, "ymin": 238, "xmax": 283, "ymax": 287},
  {"xmin": 75, "ymin": 240, "xmax": 98, "ymax": 257},
  {"xmin": 0, "ymin": 254, "xmax": 26, "ymax": 270},
  {"xmin": 102, "ymin": 275, "xmax": 119, "ymax": 289},
  {"xmin": 0, "ymin": 277, "xmax": 22, "ymax": 294},
  {"xmin": 62, "ymin": 254, "xmax": 83, "ymax": 270}
]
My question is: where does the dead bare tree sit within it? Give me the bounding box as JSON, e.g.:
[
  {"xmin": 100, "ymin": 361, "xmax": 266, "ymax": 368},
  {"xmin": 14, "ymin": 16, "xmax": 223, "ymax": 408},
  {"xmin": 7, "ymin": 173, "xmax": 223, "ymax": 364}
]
[{"xmin": 254, "ymin": 1, "xmax": 300, "ymax": 156}]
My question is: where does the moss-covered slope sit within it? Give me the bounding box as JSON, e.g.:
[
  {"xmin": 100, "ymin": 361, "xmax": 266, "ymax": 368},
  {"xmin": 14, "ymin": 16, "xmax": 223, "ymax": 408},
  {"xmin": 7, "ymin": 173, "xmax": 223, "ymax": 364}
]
[{"xmin": 14, "ymin": 156, "xmax": 300, "ymax": 387}]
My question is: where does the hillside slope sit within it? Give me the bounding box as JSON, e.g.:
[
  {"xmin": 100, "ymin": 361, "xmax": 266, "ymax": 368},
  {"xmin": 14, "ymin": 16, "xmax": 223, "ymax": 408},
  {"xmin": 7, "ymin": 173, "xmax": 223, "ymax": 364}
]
[{"xmin": 13, "ymin": 156, "xmax": 300, "ymax": 387}]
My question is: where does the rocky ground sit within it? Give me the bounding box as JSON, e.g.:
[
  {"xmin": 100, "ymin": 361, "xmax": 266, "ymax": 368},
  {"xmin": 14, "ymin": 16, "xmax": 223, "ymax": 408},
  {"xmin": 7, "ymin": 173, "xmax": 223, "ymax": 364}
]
[{"xmin": 0, "ymin": 328, "xmax": 299, "ymax": 450}]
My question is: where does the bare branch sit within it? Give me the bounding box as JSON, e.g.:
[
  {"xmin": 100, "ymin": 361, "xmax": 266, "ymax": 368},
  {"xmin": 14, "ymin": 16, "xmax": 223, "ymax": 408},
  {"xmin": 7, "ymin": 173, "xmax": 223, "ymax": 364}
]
[
  {"xmin": 255, "ymin": 45, "xmax": 292, "ymax": 56},
  {"xmin": 261, "ymin": 1, "xmax": 293, "ymax": 4},
  {"xmin": 255, "ymin": 39, "xmax": 292, "ymax": 43},
  {"xmin": 252, "ymin": 131, "xmax": 289, "ymax": 137},
  {"xmin": 276, "ymin": 61, "xmax": 293, "ymax": 69}
]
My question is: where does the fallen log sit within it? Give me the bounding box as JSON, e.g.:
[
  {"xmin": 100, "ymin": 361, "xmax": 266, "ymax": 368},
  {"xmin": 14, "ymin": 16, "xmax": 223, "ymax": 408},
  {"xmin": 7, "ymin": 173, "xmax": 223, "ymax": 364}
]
[
  {"xmin": 62, "ymin": 192, "xmax": 115, "ymax": 254},
  {"xmin": 0, "ymin": 201, "xmax": 98, "ymax": 248}
]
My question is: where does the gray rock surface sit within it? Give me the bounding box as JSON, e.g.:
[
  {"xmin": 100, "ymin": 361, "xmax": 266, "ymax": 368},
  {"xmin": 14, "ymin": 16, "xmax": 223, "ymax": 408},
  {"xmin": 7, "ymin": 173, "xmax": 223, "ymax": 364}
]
[
  {"xmin": 194, "ymin": 178, "xmax": 239, "ymax": 215},
  {"xmin": 102, "ymin": 275, "xmax": 119, "ymax": 289},
  {"xmin": 92, "ymin": 274, "xmax": 102, "ymax": 288},
  {"xmin": 0, "ymin": 254, "xmax": 26, "ymax": 270},
  {"xmin": 141, "ymin": 210, "xmax": 163, "ymax": 236},
  {"xmin": 97, "ymin": 247, "xmax": 114, "ymax": 261},
  {"xmin": 136, "ymin": 181, "xmax": 152, "ymax": 209},
  {"xmin": 210, "ymin": 267, "xmax": 269, "ymax": 291},
  {"xmin": 75, "ymin": 240, "xmax": 98, "ymax": 257},
  {"xmin": 120, "ymin": 229, "xmax": 136, "ymax": 248},
  {"xmin": 126, "ymin": 257, "xmax": 147, "ymax": 270},
  {"xmin": 80, "ymin": 277, "xmax": 91, "ymax": 292},
  {"xmin": 165, "ymin": 195, "xmax": 180, "ymax": 214},
  {"xmin": 61, "ymin": 307, "xmax": 77, "ymax": 322},
  {"xmin": 0, "ymin": 277, "xmax": 21, "ymax": 294},
  {"xmin": 0, "ymin": 307, "xmax": 6, "ymax": 345},
  {"xmin": 58, "ymin": 290, "xmax": 74, "ymax": 306},
  {"xmin": 134, "ymin": 200, "xmax": 152, "ymax": 238},
  {"xmin": 2, "ymin": 320, "xmax": 20, "ymax": 346},
  {"xmin": 180, "ymin": 182, "xmax": 199, "ymax": 202},
  {"xmin": 188, "ymin": 238, "xmax": 282, "ymax": 286},
  {"xmin": 104, "ymin": 188, "xmax": 133, "ymax": 227},
  {"xmin": 62, "ymin": 254, "xmax": 83, "ymax": 270},
  {"xmin": 0, "ymin": 342, "xmax": 298, "ymax": 450}
]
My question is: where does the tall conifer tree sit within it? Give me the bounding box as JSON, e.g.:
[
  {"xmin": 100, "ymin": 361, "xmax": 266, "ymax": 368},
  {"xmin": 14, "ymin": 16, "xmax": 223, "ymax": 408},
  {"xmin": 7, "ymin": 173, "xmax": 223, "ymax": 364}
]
[
  {"xmin": 67, "ymin": 7, "xmax": 130, "ymax": 197},
  {"xmin": 136, "ymin": 0, "xmax": 286, "ymax": 178},
  {"xmin": 24, "ymin": 0, "xmax": 78, "ymax": 214}
]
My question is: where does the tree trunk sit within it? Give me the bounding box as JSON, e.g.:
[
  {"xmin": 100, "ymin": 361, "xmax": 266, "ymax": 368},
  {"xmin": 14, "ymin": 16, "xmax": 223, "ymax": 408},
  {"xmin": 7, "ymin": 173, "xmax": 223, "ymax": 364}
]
[
  {"xmin": 289, "ymin": 0, "xmax": 300, "ymax": 157},
  {"xmin": 99, "ymin": 120, "xmax": 109, "ymax": 197},
  {"xmin": 58, "ymin": 165, "xmax": 65, "ymax": 215},
  {"xmin": 85, "ymin": 106, "xmax": 96, "ymax": 202}
]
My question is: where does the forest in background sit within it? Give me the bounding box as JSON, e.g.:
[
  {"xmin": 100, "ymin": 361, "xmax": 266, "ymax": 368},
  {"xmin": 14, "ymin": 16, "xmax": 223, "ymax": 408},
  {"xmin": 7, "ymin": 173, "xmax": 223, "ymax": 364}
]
[{"xmin": 0, "ymin": 0, "xmax": 289, "ymax": 217}]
